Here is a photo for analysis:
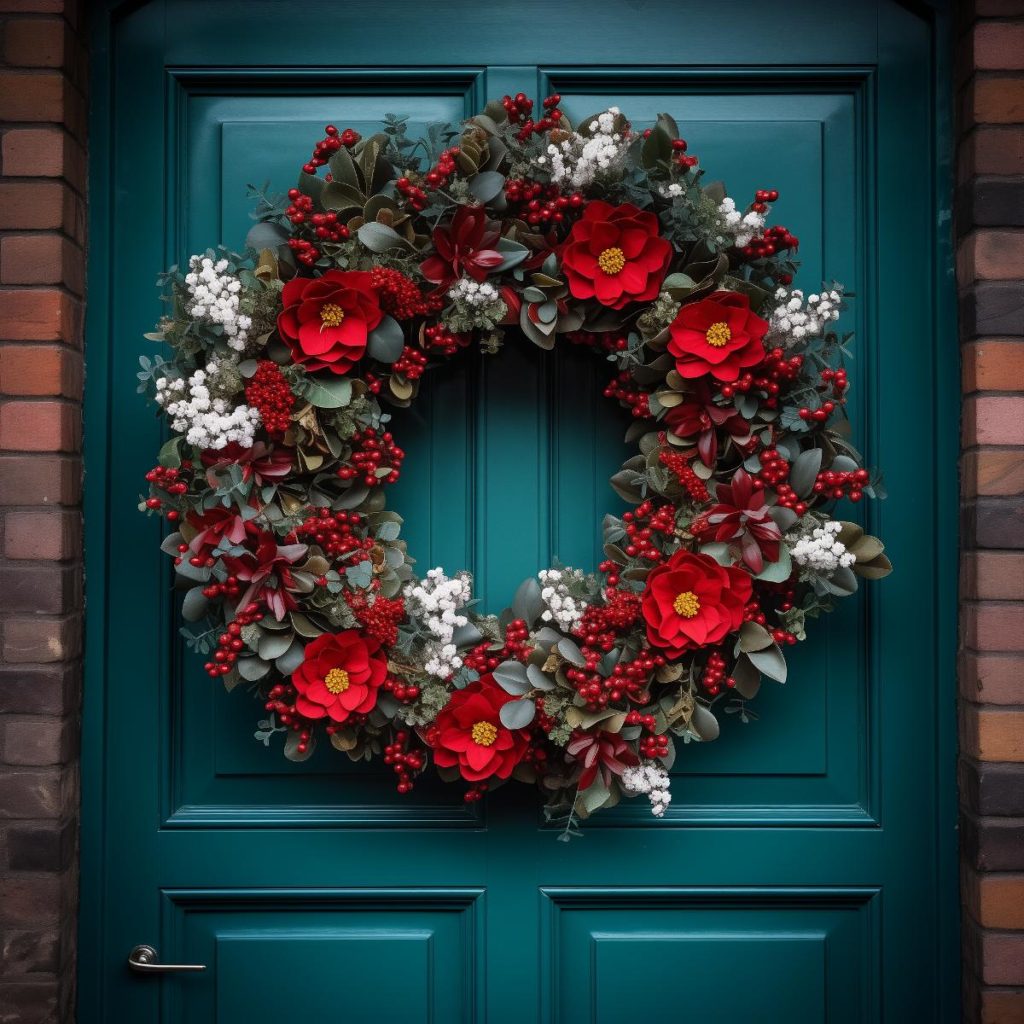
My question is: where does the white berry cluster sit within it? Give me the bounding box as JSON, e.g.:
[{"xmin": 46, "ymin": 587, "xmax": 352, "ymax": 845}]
[
  {"xmin": 660, "ymin": 182, "xmax": 685, "ymax": 198},
  {"xmin": 787, "ymin": 520, "xmax": 855, "ymax": 575},
  {"xmin": 537, "ymin": 567, "xmax": 588, "ymax": 632},
  {"xmin": 184, "ymin": 255, "xmax": 252, "ymax": 352},
  {"xmin": 717, "ymin": 196, "xmax": 766, "ymax": 248},
  {"xmin": 447, "ymin": 277, "xmax": 500, "ymax": 307},
  {"xmin": 155, "ymin": 361, "xmax": 260, "ymax": 450},
  {"xmin": 622, "ymin": 761, "xmax": 672, "ymax": 817},
  {"xmin": 537, "ymin": 107, "xmax": 629, "ymax": 189},
  {"xmin": 769, "ymin": 286, "xmax": 843, "ymax": 344},
  {"xmin": 404, "ymin": 568, "xmax": 473, "ymax": 679}
]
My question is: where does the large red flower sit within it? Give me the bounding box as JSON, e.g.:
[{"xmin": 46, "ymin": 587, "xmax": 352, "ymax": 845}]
[
  {"xmin": 560, "ymin": 201, "xmax": 672, "ymax": 309},
  {"xmin": 419, "ymin": 205, "xmax": 504, "ymax": 290},
  {"xmin": 668, "ymin": 291, "xmax": 769, "ymax": 382},
  {"xmin": 429, "ymin": 677, "xmax": 529, "ymax": 782},
  {"xmin": 641, "ymin": 550, "xmax": 752, "ymax": 659},
  {"xmin": 277, "ymin": 270, "xmax": 383, "ymax": 375},
  {"xmin": 291, "ymin": 630, "xmax": 387, "ymax": 723}
]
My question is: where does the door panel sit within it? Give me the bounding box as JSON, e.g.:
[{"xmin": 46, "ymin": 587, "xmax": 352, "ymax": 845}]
[{"xmin": 82, "ymin": 2, "xmax": 957, "ymax": 1022}]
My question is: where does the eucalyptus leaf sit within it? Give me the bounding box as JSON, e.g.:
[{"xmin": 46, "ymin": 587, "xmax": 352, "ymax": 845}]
[
  {"xmin": 468, "ymin": 170, "xmax": 505, "ymax": 202},
  {"xmin": 275, "ymin": 639, "xmax": 305, "ymax": 675},
  {"xmin": 493, "ymin": 660, "xmax": 531, "ymax": 695},
  {"xmin": 303, "ymin": 375, "xmax": 352, "ymax": 409},
  {"xmin": 367, "ymin": 316, "xmax": 405, "ymax": 363},
  {"xmin": 747, "ymin": 643, "xmax": 788, "ymax": 682},
  {"xmin": 527, "ymin": 663, "xmax": 555, "ymax": 691},
  {"xmin": 181, "ymin": 586, "xmax": 208, "ymax": 623},
  {"xmin": 357, "ymin": 222, "xmax": 406, "ymax": 253},
  {"xmin": 790, "ymin": 448, "xmax": 823, "ymax": 498},
  {"xmin": 499, "ymin": 698, "xmax": 536, "ymax": 730}
]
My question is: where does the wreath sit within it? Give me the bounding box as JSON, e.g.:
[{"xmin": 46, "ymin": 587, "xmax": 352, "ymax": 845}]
[{"xmin": 140, "ymin": 95, "xmax": 891, "ymax": 833}]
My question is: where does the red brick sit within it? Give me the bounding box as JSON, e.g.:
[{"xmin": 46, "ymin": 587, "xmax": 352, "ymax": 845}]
[
  {"xmin": 0, "ymin": 981, "xmax": 59, "ymax": 1024},
  {"xmin": 975, "ymin": 0, "xmax": 1024, "ymax": 16},
  {"xmin": 1, "ymin": 128, "xmax": 87, "ymax": 193},
  {"xmin": 0, "ymin": 929, "xmax": 59, "ymax": 975},
  {"xmin": 969, "ymin": 871, "xmax": 1024, "ymax": 929},
  {"xmin": 961, "ymin": 652, "xmax": 1024, "ymax": 705},
  {"xmin": 964, "ymin": 341, "xmax": 1024, "ymax": 392},
  {"xmin": 0, "ymin": 717, "xmax": 67, "ymax": 766},
  {"xmin": 0, "ymin": 234, "xmax": 85, "ymax": 294},
  {"xmin": 963, "ymin": 451, "xmax": 1024, "ymax": 496},
  {"xmin": 0, "ymin": 181, "xmax": 64, "ymax": 230},
  {"xmin": 0, "ymin": 71, "xmax": 64, "ymax": 123},
  {"xmin": 0, "ymin": 289, "xmax": 81, "ymax": 343},
  {"xmin": 3, "ymin": 510, "xmax": 80, "ymax": 560},
  {"xmin": 965, "ymin": 396, "xmax": 1024, "ymax": 446},
  {"xmin": 1, "ymin": 616, "xmax": 80, "ymax": 664},
  {"xmin": 0, "ymin": 455, "xmax": 80, "ymax": 505},
  {"xmin": 0, "ymin": 401, "xmax": 79, "ymax": 452},
  {"xmin": 974, "ymin": 21, "xmax": 1024, "ymax": 69},
  {"xmin": 966, "ymin": 602, "xmax": 1024, "ymax": 651},
  {"xmin": 0, "ymin": 1, "xmax": 65, "ymax": 9},
  {"xmin": 0, "ymin": 665, "xmax": 76, "ymax": 716},
  {"xmin": 963, "ymin": 705, "xmax": 1024, "ymax": 762},
  {"xmin": 983, "ymin": 932, "xmax": 1024, "ymax": 985},
  {"xmin": 964, "ymin": 551, "xmax": 1024, "ymax": 599},
  {"xmin": 0, "ymin": 769, "xmax": 61, "ymax": 818},
  {"xmin": 0, "ymin": 346, "xmax": 81, "ymax": 398},
  {"xmin": 960, "ymin": 231, "xmax": 1024, "ymax": 282},
  {"xmin": 2, "ymin": 18, "xmax": 66, "ymax": 68},
  {"xmin": 981, "ymin": 988, "xmax": 1024, "ymax": 1023},
  {"xmin": 962, "ymin": 128, "xmax": 1024, "ymax": 177},
  {"xmin": 0, "ymin": 564, "xmax": 79, "ymax": 614},
  {"xmin": 972, "ymin": 76, "xmax": 1024, "ymax": 123}
]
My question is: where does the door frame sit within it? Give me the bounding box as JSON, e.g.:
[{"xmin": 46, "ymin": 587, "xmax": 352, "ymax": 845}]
[{"xmin": 78, "ymin": 1, "xmax": 960, "ymax": 1019}]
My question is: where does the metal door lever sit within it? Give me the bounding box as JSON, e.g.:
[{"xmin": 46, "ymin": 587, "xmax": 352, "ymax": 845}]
[{"xmin": 128, "ymin": 944, "xmax": 206, "ymax": 974}]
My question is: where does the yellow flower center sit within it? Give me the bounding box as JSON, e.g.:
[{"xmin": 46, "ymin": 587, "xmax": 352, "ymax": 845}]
[
  {"xmin": 597, "ymin": 246, "xmax": 626, "ymax": 275},
  {"xmin": 320, "ymin": 303, "xmax": 345, "ymax": 328},
  {"xmin": 705, "ymin": 321, "xmax": 732, "ymax": 347},
  {"xmin": 673, "ymin": 591, "xmax": 701, "ymax": 618},
  {"xmin": 471, "ymin": 721, "xmax": 498, "ymax": 747},
  {"xmin": 324, "ymin": 667, "xmax": 350, "ymax": 694}
]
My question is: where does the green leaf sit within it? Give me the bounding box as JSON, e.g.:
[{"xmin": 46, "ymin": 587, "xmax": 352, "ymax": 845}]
[
  {"xmin": 691, "ymin": 703, "xmax": 721, "ymax": 742},
  {"xmin": 641, "ymin": 125, "xmax": 672, "ymax": 169},
  {"xmin": 494, "ymin": 236, "xmax": 528, "ymax": 273},
  {"xmin": 157, "ymin": 436, "xmax": 183, "ymax": 469},
  {"xmin": 298, "ymin": 170, "xmax": 324, "ymax": 205},
  {"xmin": 494, "ymin": 660, "xmax": 530, "ymax": 695},
  {"xmin": 181, "ymin": 586, "xmax": 208, "ymax": 623},
  {"xmin": 275, "ymin": 639, "xmax": 305, "ymax": 675},
  {"xmin": 557, "ymin": 638, "xmax": 587, "ymax": 667},
  {"xmin": 245, "ymin": 221, "xmax": 289, "ymax": 251},
  {"xmin": 747, "ymin": 643, "xmax": 788, "ymax": 682},
  {"xmin": 499, "ymin": 698, "xmax": 536, "ymax": 729},
  {"xmin": 367, "ymin": 316, "xmax": 405, "ymax": 363},
  {"xmin": 376, "ymin": 520, "xmax": 400, "ymax": 542},
  {"xmin": 357, "ymin": 222, "xmax": 406, "ymax": 253},
  {"xmin": 236, "ymin": 656, "xmax": 270, "ymax": 681},
  {"xmin": 738, "ymin": 621, "xmax": 773, "ymax": 653},
  {"xmin": 468, "ymin": 170, "xmax": 505, "ymax": 202},
  {"xmin": 512, "ymin": 576, "xmax": 544, "ymax": 627},
  {"xmin": 790, "ymin": 448, "xmax": 823, "ymax": 498},
  {"xmin": 527, "ymin": 663, "xmax": 555, "ymax": 691},
  {"xmin": 284, "ymin": 729, "xmax": 315, "ymax": 762},
  {"xmin": 303, "ymin": 375, "xmax": 352, "ymax": 409},
  {"xmin": 581, "ymin": 778, "xmax": 612, "ymax": 813},
  {"xmin": 754, "ymin": 545, "xmax": 792, "ymax": 582},
  {"xmin": 258, "ymin": 629, "xmax": 293, "ymax": 661},
  {"xmin": 328, "ymin": 147, "xmax": 360, "ymax": 189}
]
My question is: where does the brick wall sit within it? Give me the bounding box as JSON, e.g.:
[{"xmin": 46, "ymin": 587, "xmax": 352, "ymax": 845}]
[
  {"xmin": 0, "ymin": 1, "xmax": 85, "ymax": 1021},
  {"xmin": 957, "ymin": 2, "xmax": 1024, "ymax": 1022}
]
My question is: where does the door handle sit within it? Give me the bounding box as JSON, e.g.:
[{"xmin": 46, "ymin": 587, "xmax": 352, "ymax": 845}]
[{"xmin": 127, "ymin": 944, "xmax": 206, "ymax": 974}]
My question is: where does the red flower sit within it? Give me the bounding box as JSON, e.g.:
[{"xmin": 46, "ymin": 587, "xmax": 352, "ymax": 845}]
[
  {"xmin": 291, "ymin": 630, "xmax": 387, "ymax": 723},
  {"xmin": 566, "ymin": 730, "xmax": 639, "ymax": 791},
  {"xmin": 641, "ymin": 550, "xmax": 752, "ymax": 658},
  {"xmin": 419, "ymin": 206, "xmax": 504, "ymax": 290},
  {"xmin": 693, "ymin": 468, "xmax": 782, "ymax": 574},
  {"xmin": 220, "ymin": 529, "xmax": 307, "ymax": 621},
  {"xmin": 429, "ymin": 677, "xmax": 529, "ymax": 782},
  {"xmin": 668, "ymin": 291, "xmax": 769, "ymax": 382},
  {"xmin": 277, "ymin": 270, "xmax": 384, "ymax": 375},
  {"xmin": 560, "ymin": 201, "xmax": 672, "ymax": 309},
  {"xmin": 186, "ymin": 504, "xmax": 249, "ymax": 561},
  {"xmin": 663, "ymin": 381, "xmax": 750, "ymax": 467},
  {"xmin": 201, "ymin": 441, "xmax": 292, "ymax": 488}
]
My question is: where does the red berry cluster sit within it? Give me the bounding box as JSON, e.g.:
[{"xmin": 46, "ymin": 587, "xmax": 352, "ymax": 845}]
[
  {"xmin": 774, "ymin": 481, "xmax": 808, "ymax": 516},
  {"xmin": 740, "ymin": 224, "xmax": 799, "ymax": 260},
  {"xmin": 742, "ymin": 599, "xmax": 798, "ymax": 646},
  {"xmin": 757, "ymin": 448, "xmax": 790, "ymax": 487},
  {"xmin": 797, "ymin": 399, "xmax": 836, "ymax": 424},
  {"xmin": 820, "ymin": 367, "xmax": 849, "ymax": 399},
  {"xmin": 144, "ymin": 464, "xmax": 188, "ymax": 521},
  {"xmin": 658, "ymin": 448, "xmax": 711, "ymax": 503},
  {"xmin": 383, "ymin": 731, "xmax": 425, "ymax": 793},
  {"xmin": 381, "ymin": 676, "xmax": 421, "ymax": 704},
  {"xmin": 720, "ymin": 349, "xmax": 804, "ymax": 403},
  {"xmin": 604, "ymin": 371, "xmax": 651, "ymax": 418},
  {"xmin": 701, "ymin": 650, "xmax": 734, "ymax": 695},
  {"xmin": 751, "ymin": 187, "xmax": 780, "ymax": 213},
  {"xmin": 813, "ymin": 468, "xmax": 870, "ymax": 502},
  {"xmin": 672, "ymin": 138, "xmax": 697, "ymax": 169},
  {"xmin": 287, "ymin": 236, "xmax": 321, "ymax": 267},
  {"xmin": 245, "ymin": 359, "xmax": 294, "ymax": 435},
  {"xmin": 502, "ymin": 93, "xmax": 566, "ymax": 140},
  {"xmin": 391, "ymin": 346, "xmax": 428, "ymax": 380},
  {"xmin": 294, "ymin": 508, "xmax": 371, "ymax": 562},
  {"xmin": 424, "ymin": 147, "xmax": 460, "ymax": 190},
  {"xmin": 422, "ymin": 323, "xmax": 468, "ymax": 356},
  {"xmin": 575, "ymin": 589, "xmax": 642, "ymax": 643},
  {"xmin": 578, "ymin": 648, "xmax": 665, "ymax": 709},
  {"xmin": 463, "ymin": 619, "xmax": 531, "ymax": 675},
  {"xmin": 346, "ymin": 590, "xmax": 406, "ymax": 648},
  {"xmin": 284, "ymin": 190, "xmax": 314, "ymax": 226},
  {"xmin": 395, "ymin": 176, "xmax": 429, "ymax": 212},
  {"xmin": 310, "ymin": 211, "xmax": 350, "ymax": 243},
  {"xmin": 336, "ymin": 428, "xmax": 405, "ymax": 487},
  {"xmin": 204, "ymin": 601, "xmax": 263, "ymax": 678},
  {"xmin": 301, "ymin": 124, "xmax": 359, "ymax": 175},
  {"xmin": 504, "ymin": 178, "xmax": 584, "ymax": 227},
  {"xmin": 369, "ymin": 266, "xmax": 443, "ymax": 320},
  {"xmin": 620, "ymin": 500, "xmax": 677, "ymax": 561},
  {"xmin": 639, "ymin": 732, "xmax": 670, "ymax": 758}
]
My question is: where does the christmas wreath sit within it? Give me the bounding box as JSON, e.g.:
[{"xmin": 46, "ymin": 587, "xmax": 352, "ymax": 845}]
[{"xmin": 140, "ymin": 96, "xmax": 891, "ymax": 832}]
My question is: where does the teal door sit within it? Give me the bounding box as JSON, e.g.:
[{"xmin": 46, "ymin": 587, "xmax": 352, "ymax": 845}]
[{"xmin": 81, "ymin": 2, "xmax": 958, "ymax": 1021}]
